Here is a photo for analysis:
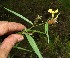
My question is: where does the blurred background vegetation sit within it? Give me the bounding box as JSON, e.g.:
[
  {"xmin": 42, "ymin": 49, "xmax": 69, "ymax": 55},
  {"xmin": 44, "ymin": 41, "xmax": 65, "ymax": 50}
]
[{"xmin": 0, "ymin": 0, "xmax": 70, "ymax": 58}]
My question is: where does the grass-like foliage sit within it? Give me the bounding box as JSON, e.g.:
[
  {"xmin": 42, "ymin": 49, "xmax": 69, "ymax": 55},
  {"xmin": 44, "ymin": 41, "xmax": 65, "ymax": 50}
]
[
  {"xmin": 45, "ymin": 22, "xmax": 49, "ymax": 43},
  {"xmin": 25, "ymin": 33, "xmax": 43, "ymax": 58},
  {"xmin": 4, "ymin": 7, "xmax": 33, "ymax": 25},
  {"xmin": 4, "ymin": 7, "xmax": 43, "ymax": 58},
  {"xmin": 4, "ymin": 7, "xmax": 60, "ymax": 58}
]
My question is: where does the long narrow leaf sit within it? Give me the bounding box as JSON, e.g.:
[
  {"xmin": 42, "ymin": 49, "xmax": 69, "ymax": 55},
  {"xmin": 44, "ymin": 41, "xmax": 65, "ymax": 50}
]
[
  {"xmin": 45, "ymin": 22, "xmax": 48, "ymax": 33},
  {"xmin": 4, "ymin": 7, "xmax": 33, "ymax": 25},
  {"xmin": 13, "ymin": 46, "xmax": 32, "ymax": 52},
  {"xmin": 25, "ymin": 33, "xmax": 43, "ymax": 58},
  {"xmin": 45, "ymin": 22, "xmax": 49, "ymax": 43}
]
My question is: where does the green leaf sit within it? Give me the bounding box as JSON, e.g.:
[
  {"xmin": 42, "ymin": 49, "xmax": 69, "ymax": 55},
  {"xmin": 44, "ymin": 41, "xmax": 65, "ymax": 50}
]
[
  {"xmin": 4, "ymin": 7, "xmax": 33, "ymax": 25},
  {"xmin": 45, "ymin": 22, "xmax": 49, "ymax": 43},
  {"xmin": 13, "ymin": 46, "xmax": 32, "ymax": 52},
  {"xmin": 25, "ymin": 33, "xmax": 43, "ymax": 58},
  {"xmin": 45, "ymin": 22, "xmax": 48, "ymax": 34}
]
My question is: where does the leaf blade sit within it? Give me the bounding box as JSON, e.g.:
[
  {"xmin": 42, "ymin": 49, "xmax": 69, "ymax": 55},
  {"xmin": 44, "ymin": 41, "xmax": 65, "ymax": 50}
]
[
  {"xmin": 45, "ymin": 22, "xmax": 49, "ymax": 43},
  {"xmin": 45, "ymin": 22, "xmax": 48, "ymax": 34},
  {"xmin": 25, "ymin": 33, "xmax": 43, "ymax": 58},
  {"xmin": 4, "ymin": 7, "xmax": 33, "ymax": 25}
]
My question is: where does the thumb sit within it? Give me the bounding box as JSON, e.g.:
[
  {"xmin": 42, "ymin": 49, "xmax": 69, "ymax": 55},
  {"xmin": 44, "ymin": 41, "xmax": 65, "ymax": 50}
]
[{"xmin": 0, "ymin": 34, "xmax": 24, "ymax": 58}]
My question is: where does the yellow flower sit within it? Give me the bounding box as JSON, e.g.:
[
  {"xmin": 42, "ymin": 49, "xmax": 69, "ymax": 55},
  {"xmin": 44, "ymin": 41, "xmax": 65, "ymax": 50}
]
[
  {"xmin": 48, "ymin": 9, "xmax": 52, "ymax": 13},
  {"xmin": 54, "ymin": 9, "xmax": 58, "ymax": 13},
  {"xmin": 48, "ymin": 9, "xmax": 58, "ymax": 18}
]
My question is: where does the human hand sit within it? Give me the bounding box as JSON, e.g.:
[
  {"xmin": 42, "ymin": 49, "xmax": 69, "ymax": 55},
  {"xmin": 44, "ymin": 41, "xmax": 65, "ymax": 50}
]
[{"xmin": 0, "ymin": 21, "xmax": 26, "ymax": 58}]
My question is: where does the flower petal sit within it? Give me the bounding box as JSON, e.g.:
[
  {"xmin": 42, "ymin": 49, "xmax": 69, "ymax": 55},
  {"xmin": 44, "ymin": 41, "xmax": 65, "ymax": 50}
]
[
  {"xmin": 48, "ymin": 9, "xmax": 52, "ymax": 13},
  {"xmin": 55, "ymin": 9, "xmax": 58, "ymax": 13}
]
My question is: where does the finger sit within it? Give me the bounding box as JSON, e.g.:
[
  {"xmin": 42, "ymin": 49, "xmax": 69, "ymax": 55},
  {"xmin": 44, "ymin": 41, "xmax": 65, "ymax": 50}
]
[
  {"xmin": 0, "ymin": 34, "xmax": 24, "ymax": 58},
  {"xmin": 0, "ymin": 21, "xmax": 26, "ymax": 36},
  {"xmin": 8, "ymin": 22, "xmax": 26, "ymax": 31}
]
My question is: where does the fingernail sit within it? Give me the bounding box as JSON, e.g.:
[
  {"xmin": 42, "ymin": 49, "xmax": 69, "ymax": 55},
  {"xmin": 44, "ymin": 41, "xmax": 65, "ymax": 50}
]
[{"xmin": 18, "ymin": 36, "xmax": 24, "ymax": 41}]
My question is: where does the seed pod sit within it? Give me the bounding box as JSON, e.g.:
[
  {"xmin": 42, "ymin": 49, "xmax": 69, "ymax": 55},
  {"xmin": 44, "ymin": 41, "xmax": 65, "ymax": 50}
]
[{"xmin": 47, "ymin": 19, "xmax": 57, "ymax": 25}]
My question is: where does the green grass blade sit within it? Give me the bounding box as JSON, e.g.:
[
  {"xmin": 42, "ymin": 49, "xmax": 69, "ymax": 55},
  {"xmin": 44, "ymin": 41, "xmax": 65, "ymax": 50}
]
[
  {"xmin": 45, "ymin": 22, "xmax": 49, "ymax": 43},
  {"xmin": 25, "ymin": 33, "xmax": 43, "ymax": 58},
  {"xmin": 45, "ymin": 22, "xmax": 48, "ymax": 33},
  {"xmin": 4, "ymin": 7, "xmax": 33, "ymax": 25},
  {"xmin": 13, "ymin": 46, "xmax": 32, "ymax": 52}
]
